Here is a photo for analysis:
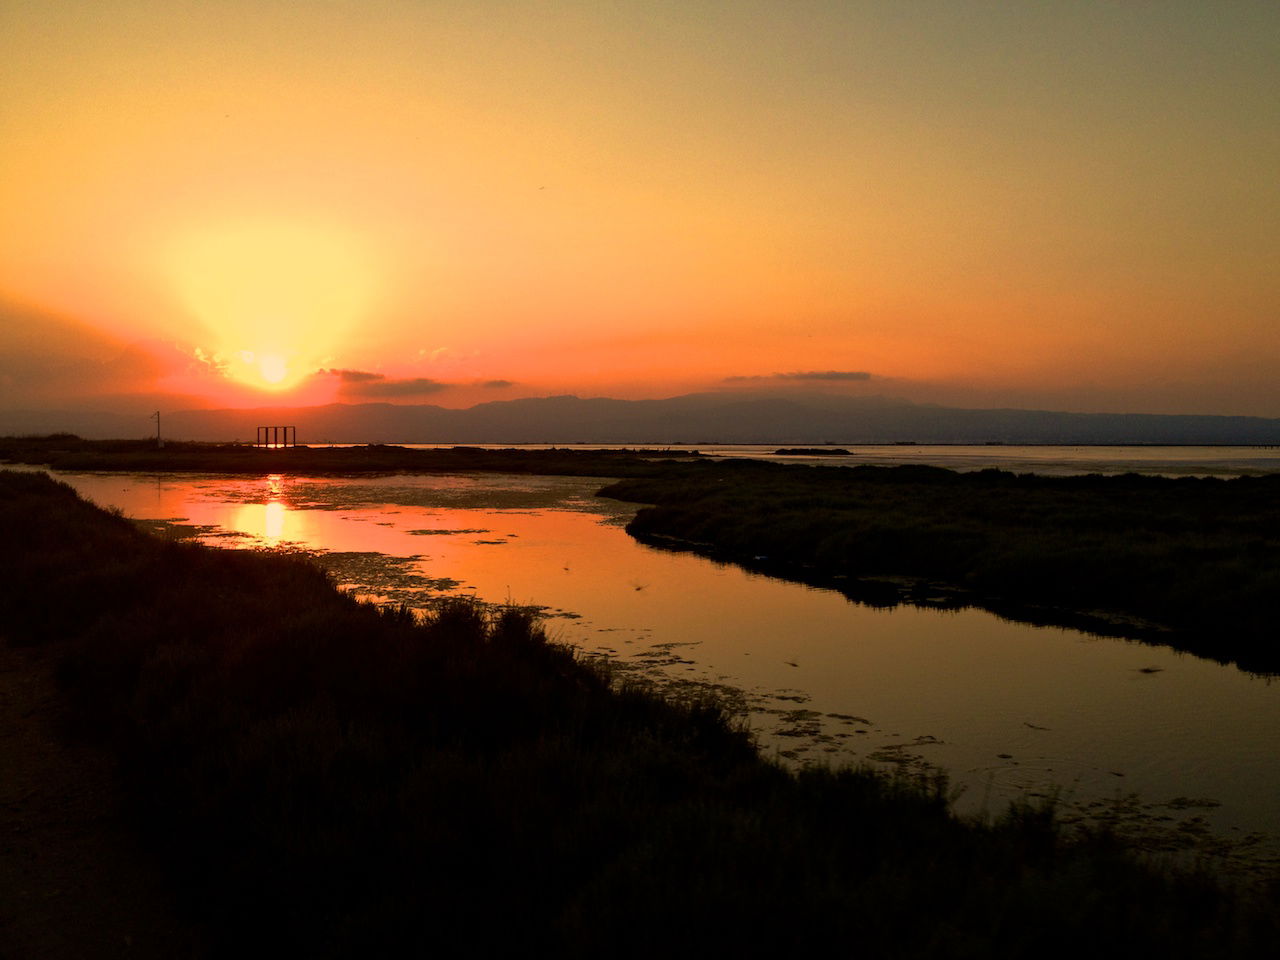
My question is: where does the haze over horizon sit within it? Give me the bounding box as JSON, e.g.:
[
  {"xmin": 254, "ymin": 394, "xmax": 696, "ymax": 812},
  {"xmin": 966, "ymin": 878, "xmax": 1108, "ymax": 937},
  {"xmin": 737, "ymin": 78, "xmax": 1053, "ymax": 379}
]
[{"xmin": 3, "ymin": 2, "xmax": 1277, "ymax": 419}]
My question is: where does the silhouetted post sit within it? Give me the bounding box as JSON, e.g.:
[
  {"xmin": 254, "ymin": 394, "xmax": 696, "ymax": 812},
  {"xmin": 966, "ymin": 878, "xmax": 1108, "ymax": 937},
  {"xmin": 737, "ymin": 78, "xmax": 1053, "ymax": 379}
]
[{"xmin": 151, "ymin": 410, "xmax": 164, "ymax": 449}]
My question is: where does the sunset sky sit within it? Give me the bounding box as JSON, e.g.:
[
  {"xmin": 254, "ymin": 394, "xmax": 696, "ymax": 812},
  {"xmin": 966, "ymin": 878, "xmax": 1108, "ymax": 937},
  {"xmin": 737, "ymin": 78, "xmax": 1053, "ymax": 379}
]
[{"xmin": 2, "ymin": 1, "xmax": 1277, "ymax": 417}]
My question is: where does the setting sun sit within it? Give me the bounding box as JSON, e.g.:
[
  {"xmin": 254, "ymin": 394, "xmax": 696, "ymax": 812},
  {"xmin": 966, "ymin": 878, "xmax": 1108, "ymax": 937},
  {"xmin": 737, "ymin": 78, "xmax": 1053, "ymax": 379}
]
[
  {"xmin": 257, "ymin": 353, "xmax": 287, "ymax": 386},
  {"xmin": 164, "ymin": 218, "xmax": 380, "ymax": 392},
  {"xmin": 244, "ymin": 351, "xmax": 289, "ymax": 388},
  {"xmin": 2, "ymin": 2, "xmax": 1280, "ymax": 951},
  {"xmin": 0, "ymin": 0, "xmax": 1276, "ymax": 417}
]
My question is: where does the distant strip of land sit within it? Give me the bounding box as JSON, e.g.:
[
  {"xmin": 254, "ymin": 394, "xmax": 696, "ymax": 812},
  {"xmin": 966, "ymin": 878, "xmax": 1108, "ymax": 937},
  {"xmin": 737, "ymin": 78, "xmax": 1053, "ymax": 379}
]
[
  {"xmin": 775, "ymin": 446, "xmax": 853, "ymax": 455},
  {"xmin": 5, "ymin": 435, "xmax": 1278, "ymax": 674},
  {"xmin": 0, "ymin": 434, "xmax": 701, "ymax": 476},
  {"xmin": 2, "ymin": 468, "xmax": 1278, "ymax": 956},
  {"xmin": 10, "ymin": 390, "xmax": 1280, "ymax": 445}
]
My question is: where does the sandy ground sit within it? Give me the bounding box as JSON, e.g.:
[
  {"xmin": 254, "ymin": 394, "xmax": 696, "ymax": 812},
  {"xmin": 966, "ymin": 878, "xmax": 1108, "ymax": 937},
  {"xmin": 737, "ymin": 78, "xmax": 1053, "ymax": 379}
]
[{"xmin": 0, "ymin": 640, "xmax": 202, "ymax": 959}]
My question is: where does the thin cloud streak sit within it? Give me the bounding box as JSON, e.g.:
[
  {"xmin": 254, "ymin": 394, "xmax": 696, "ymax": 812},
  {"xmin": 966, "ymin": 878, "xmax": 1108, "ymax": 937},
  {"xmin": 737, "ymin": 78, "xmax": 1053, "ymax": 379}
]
[{"xmin": 724, "ymin": 370, "xmax": 873, "ymax": 383}]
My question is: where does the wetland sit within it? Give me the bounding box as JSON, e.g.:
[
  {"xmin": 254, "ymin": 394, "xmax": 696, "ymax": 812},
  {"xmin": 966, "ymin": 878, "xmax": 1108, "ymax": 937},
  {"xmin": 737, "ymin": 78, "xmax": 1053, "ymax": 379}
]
[
  {"xmin": 19, "ymin": 458, "xmax": 1280, "ymax": 875},
  {"xmin": 4, "ymin": 467, "xmax": 1279, "ymax": 956}
]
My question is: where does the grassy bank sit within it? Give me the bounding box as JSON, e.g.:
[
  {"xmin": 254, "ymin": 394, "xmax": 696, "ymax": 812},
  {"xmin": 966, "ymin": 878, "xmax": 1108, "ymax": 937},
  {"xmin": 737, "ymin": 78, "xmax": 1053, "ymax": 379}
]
[
  {"xmin": 0, "ymin": 434, "xmax": 698, "ymax": 477},
  {"xmin": 600, "ymin": 461, "xmax": 1280, "ymax": 674},
  {"xmin": 2, "ymin": 469, "xmax": 1278, "ymax": 957}
]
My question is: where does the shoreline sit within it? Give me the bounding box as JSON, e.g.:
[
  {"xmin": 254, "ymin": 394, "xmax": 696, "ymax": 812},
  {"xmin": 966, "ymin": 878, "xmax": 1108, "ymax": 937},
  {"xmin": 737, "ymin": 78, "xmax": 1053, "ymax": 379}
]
[
  {"xmin": 597, "ymin": 464, "xmax": 1280, "ymax": 675},
  {"xmin": 627, "ymin": 526, "xmax": 1179, "ymax": 641},
  {"xmin": 6, "ymin": 435, "xmax": 1277, "ymax": 674},
  {"xmin": 2, "ymin": 468, "xmax": 1278, "ymax": 954}
]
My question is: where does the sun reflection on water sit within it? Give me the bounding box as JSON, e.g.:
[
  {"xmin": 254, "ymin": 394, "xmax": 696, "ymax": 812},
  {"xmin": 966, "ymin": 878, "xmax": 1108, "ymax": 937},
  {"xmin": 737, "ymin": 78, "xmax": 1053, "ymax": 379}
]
[
  {"xmin": 231, "ymin": 474, "xmax": 291, "ymax": 544},
  {"xmin": 263, "ymin": 474, "xmax": 286, "ymax": 542},
  {"xmin": 263, "ymin": 500, "xmax": 287, "ymax": 541},
  {"xmin": 43, "ymin": 469, "xmax": 1280, "ymax": 858}
]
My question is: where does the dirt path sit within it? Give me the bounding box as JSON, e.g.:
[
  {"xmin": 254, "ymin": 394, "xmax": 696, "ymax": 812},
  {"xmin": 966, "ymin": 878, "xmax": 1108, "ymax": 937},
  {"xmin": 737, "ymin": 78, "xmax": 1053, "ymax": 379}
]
[{"xmin": 0, "ymin": 640, "xmax": 202, "ymax": 959}]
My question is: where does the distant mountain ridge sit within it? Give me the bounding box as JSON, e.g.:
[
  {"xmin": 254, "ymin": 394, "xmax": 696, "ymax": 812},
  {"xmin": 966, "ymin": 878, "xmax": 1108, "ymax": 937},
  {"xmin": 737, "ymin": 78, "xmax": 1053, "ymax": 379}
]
[{"xmin": 5, "ymin": 392, "xmax": 1280, "ymax": 444}]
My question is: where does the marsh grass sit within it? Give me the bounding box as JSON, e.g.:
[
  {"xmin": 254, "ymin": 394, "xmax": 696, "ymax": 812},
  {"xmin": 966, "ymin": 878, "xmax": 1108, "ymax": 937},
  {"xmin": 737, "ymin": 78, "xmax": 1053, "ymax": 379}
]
[
  {"xmin": 601, "ymin": 461, "xmax": 1280, "ymax": 673},
  {"xmin": 11, "ymin": 435, "xmax": 1276, "ymax": 670},
  {"xmin": 2, "ymin": 469, "xmax": 1277, "ymax": 956}
]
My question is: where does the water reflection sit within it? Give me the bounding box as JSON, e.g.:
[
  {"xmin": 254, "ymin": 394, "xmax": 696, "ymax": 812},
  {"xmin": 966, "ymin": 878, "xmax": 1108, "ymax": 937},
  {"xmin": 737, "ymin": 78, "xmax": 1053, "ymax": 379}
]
[
  {"xmin": 232, "ymin": 474, "xmax": 290, "ymax": 543},
  {"xmin": 40, "ymin": 468, "xmax": 1280, "ymax": 871},
  {"xmin": 264, "ymin": 500, "xmax": 287, "ymax": 542},
  {"xmin": 265, "ymin": 474, "xmax": 285, "ymax": 541}
]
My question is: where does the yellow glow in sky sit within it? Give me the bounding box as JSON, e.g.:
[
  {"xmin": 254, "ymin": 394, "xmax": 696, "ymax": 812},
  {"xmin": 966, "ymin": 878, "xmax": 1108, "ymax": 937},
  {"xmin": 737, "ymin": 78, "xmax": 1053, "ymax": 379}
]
[
  {"xmin": 165, "ymin": 219, "xmax": 379, "ymax": 390},
  {"xmin": 1, "ymin": 1, "xmax": 1278, "ymax": 415}
]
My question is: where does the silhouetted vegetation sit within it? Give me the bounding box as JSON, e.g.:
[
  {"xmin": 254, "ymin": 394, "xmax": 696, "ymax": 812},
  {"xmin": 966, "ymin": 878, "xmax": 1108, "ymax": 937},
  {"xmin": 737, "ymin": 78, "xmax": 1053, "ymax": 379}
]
[
  {"xmin": 776, "ymin": 446, "xmax": 852, "ymax": 455},
  {"xmin": 2, "ymin": 469, "xmax": 1278, "ymax": 956},
  {"xmin": 601, "ymin": 461, "xmax": 1280, "ymax": 674},
  {"xmin": 0, "ymin": 435, "xmax": 700, "ymax": 477},
  {"xmin": 6, "ymin": 436, "xmax": 1279, "ymax": 671},
  {"xmin": 6, "ymin": 436, "xmax": 1279, "ymax": 670}
]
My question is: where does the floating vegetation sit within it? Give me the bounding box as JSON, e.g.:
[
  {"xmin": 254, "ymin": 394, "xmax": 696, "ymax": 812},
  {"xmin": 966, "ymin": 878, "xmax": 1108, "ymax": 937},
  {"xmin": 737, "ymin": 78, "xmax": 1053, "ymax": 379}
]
[
  {"xmin": 1053, "ymin": 791, "xmax": 1280, "ymax": 886},
  {"xmin": 773, "ymin": 708, "xmax": 826, "ymax": 739},
  {"xmin": 1166, "ymin": 797, "xmax": 1223, "ymax": 810},
  {"xmin": 406, "ymin": 527, "xmax": 490, "ymax": 536},
  {"xmin": 133, "ymin": 518, "xmax": 246, "ymax": 541},
  {"xmin": 827, "ymin": 712, "xmax": 873, "ymax": 725},
  {"xmin": 311, "ymin": 550, "xmax": 461, "ymax": 602}
]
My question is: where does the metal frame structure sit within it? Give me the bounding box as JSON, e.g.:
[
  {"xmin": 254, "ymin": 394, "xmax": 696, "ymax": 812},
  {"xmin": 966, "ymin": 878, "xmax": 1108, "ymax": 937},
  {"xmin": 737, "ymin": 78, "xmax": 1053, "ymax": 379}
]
[{"xmin": 255, "ymin": 425, "xmax": 297, "ymax": 448}]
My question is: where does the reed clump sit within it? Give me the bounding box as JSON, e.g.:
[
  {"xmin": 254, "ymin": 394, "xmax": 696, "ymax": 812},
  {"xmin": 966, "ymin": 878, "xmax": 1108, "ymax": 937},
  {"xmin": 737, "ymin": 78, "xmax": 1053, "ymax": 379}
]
[{"xmin": 1, "ymin": 469, "xmax": 1277, "ymax": 957}]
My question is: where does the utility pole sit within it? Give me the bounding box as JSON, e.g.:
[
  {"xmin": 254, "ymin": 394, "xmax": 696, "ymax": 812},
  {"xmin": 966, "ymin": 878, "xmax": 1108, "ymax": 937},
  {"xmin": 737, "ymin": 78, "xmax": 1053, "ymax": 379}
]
[{"xmin": 151, "ymin": 410, "xmax": 164, "ymax": 448}]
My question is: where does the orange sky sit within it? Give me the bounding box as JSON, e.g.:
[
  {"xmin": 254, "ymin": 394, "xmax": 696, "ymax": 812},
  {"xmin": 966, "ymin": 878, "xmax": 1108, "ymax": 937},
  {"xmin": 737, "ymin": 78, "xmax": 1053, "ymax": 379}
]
[{"xmin": 2, "ymin": 1, "xmax": 1278, "ymax": 416}]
